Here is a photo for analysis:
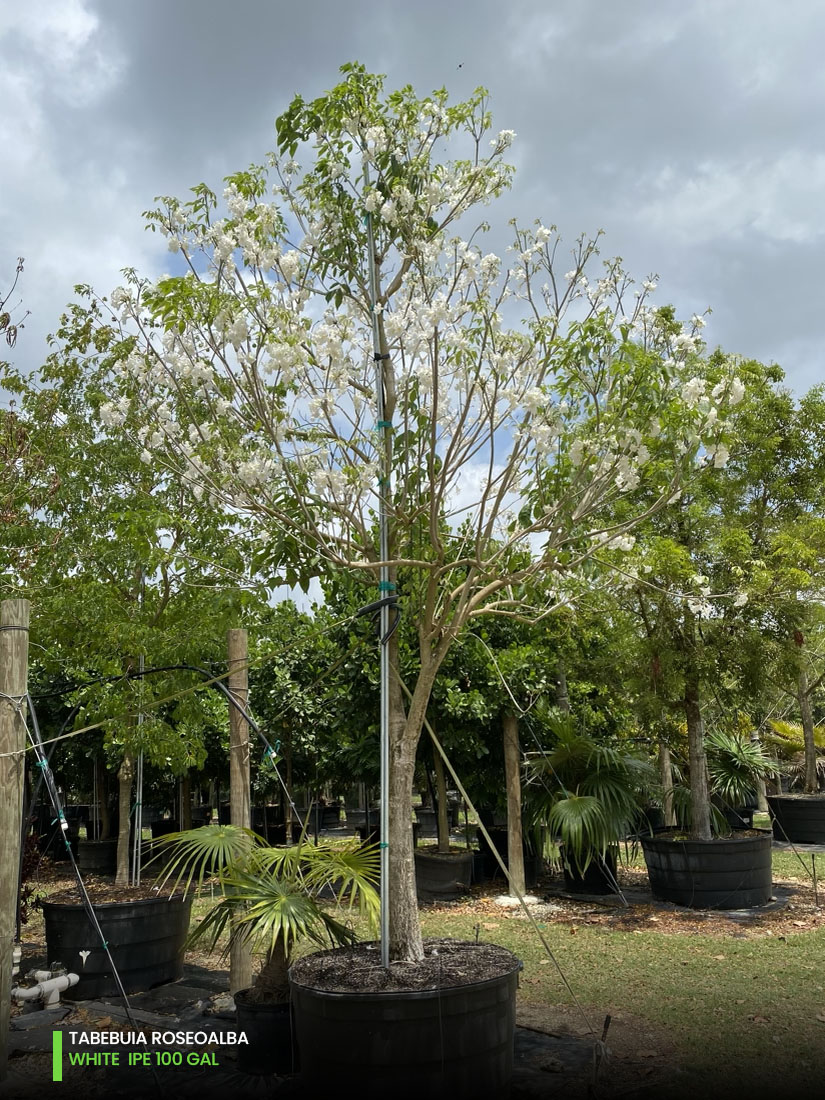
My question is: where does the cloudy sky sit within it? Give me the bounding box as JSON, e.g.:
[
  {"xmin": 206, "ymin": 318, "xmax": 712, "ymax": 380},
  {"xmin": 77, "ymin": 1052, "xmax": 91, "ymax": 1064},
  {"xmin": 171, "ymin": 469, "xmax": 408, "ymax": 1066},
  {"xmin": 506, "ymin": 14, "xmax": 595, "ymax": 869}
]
[{"xmin": 2, "ymin": 0, "xmax": 823, "ymax": 391}]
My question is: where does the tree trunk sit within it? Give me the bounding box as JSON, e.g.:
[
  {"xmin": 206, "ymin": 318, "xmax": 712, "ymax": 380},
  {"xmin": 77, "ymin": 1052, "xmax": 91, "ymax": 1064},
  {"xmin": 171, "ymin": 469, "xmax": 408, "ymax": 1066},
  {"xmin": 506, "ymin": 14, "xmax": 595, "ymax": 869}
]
[
  {"xmin": 115, "ymin": 751, "xmax": 135, "ymax": 885},
  {"xmin": 799, "ymin": 668, "xmax": 818, "ymax": 794},
  {"xmin": 658, "ymin": 740, "xmax": 676, "ymax": 827},
  {"xmin": 684, "ymin": 673, "xmax": 712, "ymax": 841},
  {"xmin": 387, "ymin": 630, "xmax": 454, "ymax": 962},
  {"xmin": 432, "ymin": 742, "xmax": 450, "ymax": 855},
  {"xmin": 555, "ymin": 661, "xmax": 571, "ymax": 714},
  {"xmin": 96, "ymin": 756, "xmax": 110, "ymax": 840},
  {"xmin": 283, "ymin": 725, "xmax": 293, "ymax": 841},
  {"xmin": 180, "ymin": 773, "xmax": 192, "ymax": 830},
  {"xmin": 253, "ymin": 938, "xmax": 290, "ymax": 1003},
  {"xmin": 750, "ymin": 732, "xmax": 769, "ymax": 811},
  {"xmin": 502, "ymin": 713, "xmax": 526, "ymax": 896}
]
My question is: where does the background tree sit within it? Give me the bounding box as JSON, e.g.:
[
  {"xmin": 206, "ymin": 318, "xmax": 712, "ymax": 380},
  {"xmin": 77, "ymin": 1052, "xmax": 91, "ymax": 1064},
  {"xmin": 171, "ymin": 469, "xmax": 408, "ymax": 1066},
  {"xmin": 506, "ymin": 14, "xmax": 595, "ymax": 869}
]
[{"xmin": 2, "ymin": 336, "xmax": 266, "ymax": 882}]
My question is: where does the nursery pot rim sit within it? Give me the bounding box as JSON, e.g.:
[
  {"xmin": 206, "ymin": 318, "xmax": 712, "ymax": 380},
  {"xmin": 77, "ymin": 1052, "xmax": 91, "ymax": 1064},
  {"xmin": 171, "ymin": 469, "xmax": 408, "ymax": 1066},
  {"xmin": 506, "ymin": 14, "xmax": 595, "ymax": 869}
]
[
  {"xmin": 767, "ymin": 793, "xmax": 825, "ymax": 801},
  {"xmin": 641, "ymin": 826, "xmax": 771, "ymax": 846},
  {"xmin": 234, "ymin": 986, "xmax": 290, "ymax": 1008},
  {"xmin": 289, "ymin": 940, "xmax": 521, "ymax": 1001},
  {"xmin": 40, "ymin": 892, "xmax": 188, "ymax": 912}
]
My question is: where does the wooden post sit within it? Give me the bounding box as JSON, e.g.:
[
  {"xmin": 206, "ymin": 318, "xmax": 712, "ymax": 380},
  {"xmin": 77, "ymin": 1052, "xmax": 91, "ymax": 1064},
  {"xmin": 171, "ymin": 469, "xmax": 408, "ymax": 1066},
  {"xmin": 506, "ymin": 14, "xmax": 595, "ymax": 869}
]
[
  {"xmin": 0, "ymin": 599, "xmax": 30, "ymax": 1082},
  {"xmin": 227, "ymin": 628, "xmax": 252, "ymax": 993},
  {"xmin": 502, "ymin": 713, "xmax": 526, "ymax": 896},
  {"xmin": 432, "ymin": 742, "xmax": 450, "ymax": 855}
]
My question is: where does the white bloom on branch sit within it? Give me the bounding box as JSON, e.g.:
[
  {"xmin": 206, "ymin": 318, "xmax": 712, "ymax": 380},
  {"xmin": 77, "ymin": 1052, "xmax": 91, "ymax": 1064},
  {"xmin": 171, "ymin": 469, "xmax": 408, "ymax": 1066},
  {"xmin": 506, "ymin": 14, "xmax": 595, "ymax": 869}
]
[
  {"xmin": 711, "ymin": 444, "xmax": 730, "ymax": 468},
  {"xmin": 673, "ymin": 333, "xmax": 697, "ymax": 354},
  {"xmin": 729, "ymin": 377, "xmax": 745, "ymax": 405},
  {"xmin": 680, "ymin": 377, "xmax": 705, "ymax": 408},
  {"xmin": 687, "ymin": 596, "xmax": 714, "ymax": 619},
  {"xmin": 733, "ymin": 592, "xmax": 749, "ymax": 608}
]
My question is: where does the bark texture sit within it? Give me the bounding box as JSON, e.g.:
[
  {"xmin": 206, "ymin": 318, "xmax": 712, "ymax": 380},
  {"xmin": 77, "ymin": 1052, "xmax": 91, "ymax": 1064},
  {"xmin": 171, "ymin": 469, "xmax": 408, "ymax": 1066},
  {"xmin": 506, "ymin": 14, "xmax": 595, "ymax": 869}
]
[
  {"xmin": 115, "ymin": 751, "xmax": 134, "ymax": 885},
  {"xmin": 502, "ymin": 713, "xmax": 526, "ymax": 896},
  {"xmin": 658, "ymin": 740, "xmax": 676, "ymax": 827},
  {"xmin": 433, "ymin": 744, "xmax": 450, "ymax": 854},
  {"xmin": 684, "ymin": 673, "xmax": 712, "ymax": 841},
  {"xmin": 798, "ymin": 668, "xmax": 819, "ymax": 794}
]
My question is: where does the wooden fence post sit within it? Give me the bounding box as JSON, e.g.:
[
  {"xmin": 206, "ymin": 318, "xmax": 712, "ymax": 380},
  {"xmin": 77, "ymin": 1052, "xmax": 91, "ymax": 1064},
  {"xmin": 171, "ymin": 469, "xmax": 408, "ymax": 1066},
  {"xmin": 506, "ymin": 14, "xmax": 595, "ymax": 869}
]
[{"xmin": 0, "ymin": 599, "xmax": 30, "ymax": 1081}]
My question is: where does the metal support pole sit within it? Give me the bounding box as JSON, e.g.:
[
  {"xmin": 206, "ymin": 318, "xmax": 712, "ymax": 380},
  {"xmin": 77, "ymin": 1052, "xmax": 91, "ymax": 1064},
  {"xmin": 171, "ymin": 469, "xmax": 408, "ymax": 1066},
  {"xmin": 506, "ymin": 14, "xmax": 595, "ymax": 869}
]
[
  {"xmin": 228, "ymin": 628, "xmax": 253, "ymax": 992},
  {"xmin": 365, "ymin": 164, "xmax": 391, "ymax": 968},
  {"xmin": 130, "ymin": 653, "xmax": 144, "ymax": 886}
]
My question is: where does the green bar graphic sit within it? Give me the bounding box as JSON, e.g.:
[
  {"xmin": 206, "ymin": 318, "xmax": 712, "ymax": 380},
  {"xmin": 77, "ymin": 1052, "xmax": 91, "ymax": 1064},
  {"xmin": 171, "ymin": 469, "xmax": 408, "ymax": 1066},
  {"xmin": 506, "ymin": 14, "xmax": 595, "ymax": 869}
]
[{"xmin": 53, "ymin": 1030, "xmax": 62, "ymax": 1082}]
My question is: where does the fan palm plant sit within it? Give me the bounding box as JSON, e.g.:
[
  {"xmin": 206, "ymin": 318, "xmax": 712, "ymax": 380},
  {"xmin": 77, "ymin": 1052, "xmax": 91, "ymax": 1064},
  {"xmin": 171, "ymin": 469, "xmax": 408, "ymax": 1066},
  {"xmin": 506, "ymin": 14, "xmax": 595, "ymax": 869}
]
[
  {"xmin": 660, "ymin": 729, "xmax": 778, "ymax": 833},
  {"xmin": 524, "ymin": 711, "xmax": 655, "ymax": 875},
  {"xmin": 153, "ymin": 824, "xmax": 379, "ymax": 1002},
  {"xmin": 705, "ymin": 729, "xmax": 778, "ymax": 818}
]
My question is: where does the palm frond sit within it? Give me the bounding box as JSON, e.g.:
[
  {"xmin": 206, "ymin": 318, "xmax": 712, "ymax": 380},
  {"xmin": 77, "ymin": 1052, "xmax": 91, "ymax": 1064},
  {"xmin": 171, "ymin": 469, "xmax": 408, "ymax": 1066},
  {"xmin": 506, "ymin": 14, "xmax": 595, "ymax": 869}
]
[{"xmin": 152, "ymin": 824, "xmax": 261, "ymax": 896}]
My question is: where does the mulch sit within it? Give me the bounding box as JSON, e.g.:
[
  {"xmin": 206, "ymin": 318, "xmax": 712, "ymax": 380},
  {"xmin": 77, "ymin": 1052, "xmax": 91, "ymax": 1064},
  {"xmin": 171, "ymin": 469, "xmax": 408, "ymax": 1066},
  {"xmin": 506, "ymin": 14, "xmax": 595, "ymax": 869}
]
[{"xmin": 289, "ymin": 938, "xmax": 518, "ymax": 993}]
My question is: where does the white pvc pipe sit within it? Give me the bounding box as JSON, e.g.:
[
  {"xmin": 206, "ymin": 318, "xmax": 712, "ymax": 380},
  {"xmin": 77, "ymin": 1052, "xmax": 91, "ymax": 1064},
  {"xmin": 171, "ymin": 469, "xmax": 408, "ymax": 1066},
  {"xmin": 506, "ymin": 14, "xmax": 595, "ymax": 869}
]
[{"xmin": 12, "ymin": 973, "xmax": 79, "ymax": 1008}]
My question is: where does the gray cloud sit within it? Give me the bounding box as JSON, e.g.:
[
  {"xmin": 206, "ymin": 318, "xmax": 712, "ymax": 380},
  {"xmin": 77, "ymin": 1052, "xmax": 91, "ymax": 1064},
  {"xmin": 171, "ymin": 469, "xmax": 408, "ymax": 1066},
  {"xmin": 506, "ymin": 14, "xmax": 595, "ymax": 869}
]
[{"xmin": 3, "ymin": 0, "xmax": 823, "ymax": 390}]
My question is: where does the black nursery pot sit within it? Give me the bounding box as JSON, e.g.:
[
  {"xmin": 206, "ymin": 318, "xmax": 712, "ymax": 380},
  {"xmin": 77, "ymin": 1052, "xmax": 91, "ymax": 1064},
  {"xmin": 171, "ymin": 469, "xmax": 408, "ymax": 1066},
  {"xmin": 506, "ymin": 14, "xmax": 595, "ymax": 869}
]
[
  {"xmin": 414, "ymin": 849, "xmax": 473, "ymax": 902},
  {"xmin": 476, "ymin": 828, "xmax": 540, "ymax": 887},
  {"xmin": 289, "ymin": 942, "xmax": 521, "ymax": 1100},
  {"xmin": 234, "ymin": 990, "xmax": 298, "ymax": 1076},
  {"xmin": 560, "ymin": 846, "xmax": 618, "ymax": 895},
  {"xmin": 767, "ymin": 794, "xmax": 825, "ymax": 844},
  {"xmin": 41, "ymin": 894, "xmax": 192, "ymax": 997},
  {"xmin": 77, "ymin": 838, "xmax": 118, "ymax": 876},
  {"xmin": 640, "ymin": 828, "xmax": 772, "ymax": 909}
]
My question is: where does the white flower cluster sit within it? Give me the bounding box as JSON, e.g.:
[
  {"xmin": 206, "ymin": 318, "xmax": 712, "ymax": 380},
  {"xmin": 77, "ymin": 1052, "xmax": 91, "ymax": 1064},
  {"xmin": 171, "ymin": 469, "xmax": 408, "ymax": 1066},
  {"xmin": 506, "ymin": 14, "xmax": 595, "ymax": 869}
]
[{"xmin": 591, "ymin": 531, "xmax": 636, "ymax": 552}]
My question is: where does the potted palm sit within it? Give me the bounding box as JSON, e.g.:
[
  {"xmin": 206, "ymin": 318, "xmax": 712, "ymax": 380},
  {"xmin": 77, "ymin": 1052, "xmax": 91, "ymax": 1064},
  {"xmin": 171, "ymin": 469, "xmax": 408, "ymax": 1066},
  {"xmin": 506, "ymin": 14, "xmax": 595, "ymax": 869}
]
[
  {"xmin": 525, "ymin": 712, "xmax": 654, "ymax": 895},
  {"xmin": 641, "ymin": 727, "xmax": 778, "ymax": 909},
  {"xmin": 706, "ymin": 729, "xmax": 778, "ymax": 829},
  {"xmin": 764, "ymin": 720, "xmax": 825, "ymax": 843},
  {"xmin": 154, "ymin": 823, "xmax": 379, "ymax": 1076}
]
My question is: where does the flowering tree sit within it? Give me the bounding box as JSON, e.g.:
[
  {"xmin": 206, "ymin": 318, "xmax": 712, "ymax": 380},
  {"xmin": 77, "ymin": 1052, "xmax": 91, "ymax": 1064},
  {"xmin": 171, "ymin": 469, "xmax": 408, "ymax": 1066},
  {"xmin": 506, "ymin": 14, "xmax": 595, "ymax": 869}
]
[
  {"xmin": 64, "ymin": 64, "xmax": 743, "ymax": 960},
  {"xmin": 611, "ymin": 357, "xmax": 825, "ymax": 836}
]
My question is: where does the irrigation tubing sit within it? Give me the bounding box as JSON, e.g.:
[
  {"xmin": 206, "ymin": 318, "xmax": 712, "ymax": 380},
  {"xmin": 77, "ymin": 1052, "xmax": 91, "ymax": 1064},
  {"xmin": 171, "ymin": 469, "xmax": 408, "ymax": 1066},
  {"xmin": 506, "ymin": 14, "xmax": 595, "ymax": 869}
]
[{"xmin": 24, "ymin": 694, "xmax": 166, "ymax": 1098}]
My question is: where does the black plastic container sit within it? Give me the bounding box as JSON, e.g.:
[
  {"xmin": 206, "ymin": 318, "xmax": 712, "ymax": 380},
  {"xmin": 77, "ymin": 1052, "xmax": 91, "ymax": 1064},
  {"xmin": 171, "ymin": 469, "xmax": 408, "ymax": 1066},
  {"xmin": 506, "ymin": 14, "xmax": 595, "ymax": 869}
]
[
  {"xmin": 767, "ymin": 794, "xmax": 825, "ymax": 844},
  {"xmin": 77, "ymin": 838, "xmax": 118, "ymax": 876},
  {"xmin": 234, "ymin": 991, "xmax": 298, "ymax": 1076},
  {"xmin": 477, "ymin": 828, "xmax": 540, "ymax": 887},
  {"xmin": 151, "ymin": 818, "xmax": 180, "ymax": 838},
  {"xmin": 414, "ymin": 850, "xmax": 473, "ymax": 902},
  {"xmin": 415, "ymin": 808, "xmax": 438, "ymax": 837},
  {"xmin": 357, "ymin": 820, "xmax": 420, "ymax": 850},
  {"xmin": 640, "ymin": 828, "xmax": 772, "ymax": 909},
  {"xmin": 290, "ymin": 945, "xmax": 520, "ymax": 1099},
  {"xmin": 38, "ymin": 825, "xmax": 78, "ymax": 862},
  {"xmin": 722, "ymin": 806, "xmax": 755, "ymax": 830},
  {"xmin": 560, "ymin": 846, "xmax": 618, "ymax": 895},
  {"xmin": 41, "ymin": 894, "xmax": 192, "ymax": 997}
]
